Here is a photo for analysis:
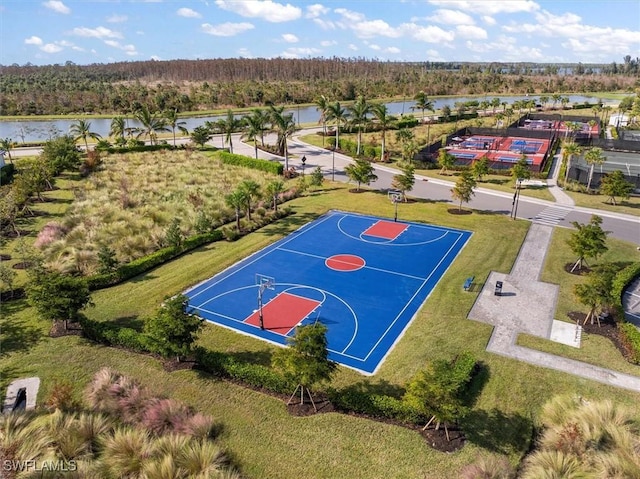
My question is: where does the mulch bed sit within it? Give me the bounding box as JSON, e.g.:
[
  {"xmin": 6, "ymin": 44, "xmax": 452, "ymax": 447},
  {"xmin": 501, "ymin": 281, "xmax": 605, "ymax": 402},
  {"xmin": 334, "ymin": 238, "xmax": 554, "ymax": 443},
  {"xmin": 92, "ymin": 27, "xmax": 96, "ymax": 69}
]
[
  {"xmin": 0, "ymin": 254, "xmax": 12, "ymax": 261},
  {"xmin": 0, "ymin": 288, "xmax": 26, "ymax": 302},
  {"xmin": 448, "ymin": 208, "xmax": 472, "ymax": 215},
  {"xmin": 564, "ymin": 262, "xmax": 592, "ymax": 276},
  {"xmin": 286, "ymin": 394, "xmax": 335, "ymax": 416},
  {"xmin": 12, "ymin": 261, "xmax": 34, "ymax": 270},
  {"xmin": 569, "ymin": 311, "xmax": 637, "ymax": 363},
  {"xmin": 418, "ymin": 425, "xmax": 465, "ymax": 453},
  {"xmin": 163, "ymin": 359, "xmax": 198, "ymax": 372},
  {"xmin": 49, "ymin": 321, "xmax": 84, "ymax": 338}
]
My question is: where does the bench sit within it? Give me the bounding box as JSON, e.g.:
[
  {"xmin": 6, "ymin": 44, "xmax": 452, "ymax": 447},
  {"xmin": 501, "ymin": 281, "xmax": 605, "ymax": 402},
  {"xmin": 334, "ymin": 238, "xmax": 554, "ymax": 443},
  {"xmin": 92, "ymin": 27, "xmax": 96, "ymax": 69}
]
[{"xmin": 463, "ymin": 276, "xmax": 474, "ymax": 291}]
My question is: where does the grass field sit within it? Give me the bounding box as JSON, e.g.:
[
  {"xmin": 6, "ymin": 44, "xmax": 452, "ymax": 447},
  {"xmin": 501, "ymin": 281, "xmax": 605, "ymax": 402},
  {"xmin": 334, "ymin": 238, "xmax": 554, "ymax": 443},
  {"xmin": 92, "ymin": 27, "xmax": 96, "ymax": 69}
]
[
  {"xmin": 2, "ymin": 160, "xmax": 640, "ymax": 477},
  {"xmin": 562, "ymin": 189, "xmax": 640, "ymax": 217}
]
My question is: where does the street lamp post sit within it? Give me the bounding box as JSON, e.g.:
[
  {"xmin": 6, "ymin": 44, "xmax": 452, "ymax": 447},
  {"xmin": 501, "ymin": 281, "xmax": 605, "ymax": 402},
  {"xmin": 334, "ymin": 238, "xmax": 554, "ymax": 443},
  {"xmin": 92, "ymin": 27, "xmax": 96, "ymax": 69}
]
[
  {"xmin": 510, "ymin": 178, "xmax": 523, "ymax": 219},
  {"xmin": 332, "ymin": 147, "xmax": 335, "ymax": 182}
]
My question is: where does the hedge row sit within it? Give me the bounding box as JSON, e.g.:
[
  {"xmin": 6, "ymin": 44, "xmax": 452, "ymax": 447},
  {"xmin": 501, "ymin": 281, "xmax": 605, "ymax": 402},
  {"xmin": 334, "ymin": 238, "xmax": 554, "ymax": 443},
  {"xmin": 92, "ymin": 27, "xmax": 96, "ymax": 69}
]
[
  {"xmin": 1, "ymin": 163, "xmax": 15, "ymax": 185},
  {"xmin": 87, "ymin": 231, "xmax": 223, "ymax": 290},
  {"xmin": 613, "ymin": 262, "xmax": 640, "ymax": 364},
  {"xmin": 612, "ymin": 262, "xmax": 640, "ymax": 311},
  {"xmin": 619, "ymin": 323, "xmax": 640, "ymax": 364},
  {"xmin": 327, "ymin": 387, "xmax": 422, "ymax": 423},
  {"xmin": 329, "ymin": 138, "xmax": 382, "ymax": 160},
  {"xmin": 219, "ymin": 151, "xmax": 284, "ymax": 175}
]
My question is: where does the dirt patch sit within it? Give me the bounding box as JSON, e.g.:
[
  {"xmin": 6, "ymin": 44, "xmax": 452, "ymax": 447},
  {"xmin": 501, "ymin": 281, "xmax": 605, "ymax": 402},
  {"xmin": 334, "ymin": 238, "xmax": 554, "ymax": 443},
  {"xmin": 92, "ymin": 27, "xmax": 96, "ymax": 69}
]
[
  {"xmin": 50, "ymin": 321, "xmax": 83, "ymax": 338},
  {"xmin": 448, "ymin": 208, "xmax": 472, "ymax": 215},
  {"xmin": 348, "ymin": 189, "xmax": 368, "ymax": 193},
  {"xmin": 163, "ymin": 359, "xmax": 198, "ymax": 372},
  {"xmin": 286, "ymin": 397, "xmax": 335, "ymax": 416},
  {"xmin": 12, "ymin": 261, "xmax": 34, "ymax": 270},
  {"xmin": 564, "ymin": 262, "xmax": 592, "ymax": 275},
  {"xmin": 0, "ymin": 254, "xmax": 12, "ymax": 261},
  {"xmin": 418, "ymin": 425, "xmax": 466, "ymax": 453},
  {"xmin": 568, "ymin": 311, "xmax": 637, "ymax": 363}
]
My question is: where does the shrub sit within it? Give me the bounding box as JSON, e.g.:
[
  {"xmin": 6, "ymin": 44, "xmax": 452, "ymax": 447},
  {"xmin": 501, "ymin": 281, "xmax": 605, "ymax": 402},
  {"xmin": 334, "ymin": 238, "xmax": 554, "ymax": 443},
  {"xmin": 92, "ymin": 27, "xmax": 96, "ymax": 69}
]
[
  {"xmin": 0, "ymin": 163, "xmax": 15, "ymax": 185},
  {"xmin": 44, "ymin": 380, "xmax": 80, "ymax": 412},
  {"xmin": 219, "ymin": 151, "xmax": 284, "ymax": 175},
  {"xmin": 327, "ymin": 387, "xmax": 422, "ymax": 423},
  {"xmin": 619, "ymin": 323, "xmax": 640, "ymax": 364},
  {"xmin": 611, "ymin": 262, "xmax": 640, "ymax": 313}
]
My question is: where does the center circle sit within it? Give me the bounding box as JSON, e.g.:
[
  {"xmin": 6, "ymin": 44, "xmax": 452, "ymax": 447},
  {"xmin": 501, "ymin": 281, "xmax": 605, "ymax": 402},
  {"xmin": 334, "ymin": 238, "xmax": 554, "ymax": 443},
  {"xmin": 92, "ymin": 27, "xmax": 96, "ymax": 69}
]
[{"xmin": 325, "ymin": 254, "xmax": 366, "ymax": 272}]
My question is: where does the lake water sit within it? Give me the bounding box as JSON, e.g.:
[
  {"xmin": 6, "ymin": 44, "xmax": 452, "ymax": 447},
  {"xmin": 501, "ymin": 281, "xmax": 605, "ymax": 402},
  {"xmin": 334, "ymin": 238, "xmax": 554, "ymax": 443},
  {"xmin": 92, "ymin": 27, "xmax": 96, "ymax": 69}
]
[{"xmin": 0, "ymin": 94, "xmax": 615, "ymax": 143}]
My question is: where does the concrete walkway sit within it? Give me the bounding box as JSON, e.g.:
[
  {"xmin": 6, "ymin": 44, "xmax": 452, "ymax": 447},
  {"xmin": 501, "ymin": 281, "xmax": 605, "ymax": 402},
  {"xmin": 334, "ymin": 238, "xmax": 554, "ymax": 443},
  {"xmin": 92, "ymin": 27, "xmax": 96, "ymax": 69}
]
[
  {"xmin": 468, "ymin": 223, "xmax": 640, "ymax": 393},
  {"xmin": 546, "ymin": 152, "xmax": 575, "ymax": 206}
]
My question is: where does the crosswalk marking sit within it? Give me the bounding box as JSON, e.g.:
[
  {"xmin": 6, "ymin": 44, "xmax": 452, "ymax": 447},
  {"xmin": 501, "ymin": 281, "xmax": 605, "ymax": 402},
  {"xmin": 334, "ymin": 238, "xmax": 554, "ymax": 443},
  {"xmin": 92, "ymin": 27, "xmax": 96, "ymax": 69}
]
[{"xmin": 532, "ymin": 206, "xmax": 572, "ymax": 226}]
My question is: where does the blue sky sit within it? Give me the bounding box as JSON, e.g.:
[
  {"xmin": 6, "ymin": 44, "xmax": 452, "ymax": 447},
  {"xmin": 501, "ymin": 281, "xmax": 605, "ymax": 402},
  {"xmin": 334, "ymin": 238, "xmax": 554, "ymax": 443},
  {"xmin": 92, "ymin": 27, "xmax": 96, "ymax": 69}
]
[{"xmin": 1, "ymin": 0, "xmax": 638, "ymax": 66}]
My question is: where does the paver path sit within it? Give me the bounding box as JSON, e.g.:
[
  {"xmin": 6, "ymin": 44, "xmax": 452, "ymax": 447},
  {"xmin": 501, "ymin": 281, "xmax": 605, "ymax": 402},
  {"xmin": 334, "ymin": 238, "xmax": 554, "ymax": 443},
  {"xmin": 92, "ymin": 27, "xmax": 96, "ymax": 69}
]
[{"xmin": 468, "ymin": 223, "xmax": 640, "ymax": 393}]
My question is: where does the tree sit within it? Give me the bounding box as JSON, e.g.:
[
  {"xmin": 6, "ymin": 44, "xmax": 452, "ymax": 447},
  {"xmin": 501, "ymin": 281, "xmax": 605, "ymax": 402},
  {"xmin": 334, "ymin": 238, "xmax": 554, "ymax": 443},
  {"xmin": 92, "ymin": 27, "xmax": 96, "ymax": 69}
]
[
  {"xmin": 144, "ymin": 294, "xmax": 203, "ymax": 362},
  {"xmin": 268, "ymin": 105, "xmax": 297, "ymax": 171},
  {"xmin": 69, "ymin": 119, "xmax": 101, "ymax": 152},
  {"xmin": 510, "ymin": 155, "xmax": 531, "ymax": 185},
  {"xmin": 109, "ymin": 116, "xmax": 127, "ymax": 147},
  {"xmin": 243, "ymin": 108, "xmax": 267, "ymax": 158},
  {"xmin": 451, "ymin": 170, "xmax": 476, "ymax": 212},
  {"xmin": 219, "ymin": 109, "xmax": 244, "ymax": 154},
  {"xmin": 344, "ymin": 158, "xmax": 377, "ymax": 192},
  {"xmin": 190, "ymin": 125, "xmax": 211, "ymax": 148},
  {"xmin": 584, "ymin": 147, "xmax": 607, "ymax": 191},
  {"xmin": 562, "ymin": 141, "xmax": 582, "ymax": 184},
  {"xmin": 371, "ymin": 103, "xmax": 396, "ymax": 162},
  {"xmin": 272, "ymin": 322, "xmax": 336, "ymax": 412},
  {"xmin": 437, "ymin": 149, "xmax": 455, "ymax": 175},
  {"xmin": 315, "ymin": 95, "xmax": 330, "ymax": 147},
  {"xmin": 574, "ymin": 264, "xmax": 617, "ymax": 325},
  {"xmin": 163, "ymin": 108, "xmax": 188, "ymax": 147},
  {"xmin": 0, "ymin": 261, "xmax": 17, "ymax": 298},
  {"xmin": 402, "ymin": 139, "xmax": 420, "ymax": 165},
  {"xmin": 348, "ymin": 95, "xmax": 371, "ymax": 156},
  {"xmin": 412, "ymin": 91, "xmax": 435, "ymax": 145},
  {"xmin": 567, "ymin": 215, "xmax": 609, "ymax": 272},
  {"xmin": 309, "ymin": 166, "xmax": 324, "ymax": 188},
  {"xmin": 164, "ymin": 217, "xmax": 183, "ymax": 248},
  {"xmin": 265, "ymin": 179, "xmax": 285, "ymax": 212},
  {"xmin": 325, "ymin": 101, "xmax": 348, "ymax": 153},
  {"xmin": 0, "ymin": 186, "xmax": 21, "ymax": 236},
  {"xmin": 599, "ymin": 170, "xmax": 634, "ymax": 205},
  {"xmin": 41, "ymin": 135, "xmax": 81, "ymax": 175},
  {"xmin": 0, "ymin": 138, "xmax": 16, "ymax": 164},
  {"xmin": 224, "ymin": 188, "xmax": 249, "ymax": 231},
  {"xmin": 391, "ymin": 163, "xmax": 415, "ymax": 202},
  {"xmin": 471, "ymin": 156, "xmax": 489, "ymax": 181},
  {"xmin": 132, "ymin": 105, "xmax": 169, "ymax": 145},
  {"xmin": 403, "ymin": 352, "xmax": 476, "ymax": 441},
  {"xmin": 27, "ymin": 270, "xmax": 92, "ymax": 330},
  {"xmin": 238, "ymin": 179, "xmax": 260, "ymax": 222}
]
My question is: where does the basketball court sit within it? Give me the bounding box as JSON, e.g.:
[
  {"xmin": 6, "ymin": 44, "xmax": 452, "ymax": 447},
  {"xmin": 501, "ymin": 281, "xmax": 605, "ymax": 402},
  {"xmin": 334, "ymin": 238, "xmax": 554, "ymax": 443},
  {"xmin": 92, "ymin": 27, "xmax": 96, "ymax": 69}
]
[{"xmin": 185, "ymin": 210, "xmax": 472, "ymax": 374}]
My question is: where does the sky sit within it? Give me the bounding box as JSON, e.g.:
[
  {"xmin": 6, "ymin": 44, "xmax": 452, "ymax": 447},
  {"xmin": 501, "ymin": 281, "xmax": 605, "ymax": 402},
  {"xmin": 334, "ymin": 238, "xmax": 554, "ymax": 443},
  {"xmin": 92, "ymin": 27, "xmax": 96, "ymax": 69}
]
[{"xmin": 1, "ymin": 0, "xmax": 639, "ymax": 66}]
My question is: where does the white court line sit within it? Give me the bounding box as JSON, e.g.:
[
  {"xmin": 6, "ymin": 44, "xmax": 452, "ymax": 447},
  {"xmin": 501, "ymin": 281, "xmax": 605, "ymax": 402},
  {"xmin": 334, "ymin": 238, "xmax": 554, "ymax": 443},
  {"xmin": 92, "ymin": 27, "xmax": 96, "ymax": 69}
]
[
  {"xmin": 277, "ymin": 247, "xmax": 427, "ymax": 281},
  {"xmin": 364, "ymin": 232, "xmax": 466, "ymax": 362},
  {"xmin": 187, "ymin": 212, "xmax": 334, "ymax": 300},
  {"xmin": 189, "ymin": 305, "xmax": 243, "ymax": 324},
  {"xmin": 337, "ymin": 215, "xmax": 450, "ymax": 246}
]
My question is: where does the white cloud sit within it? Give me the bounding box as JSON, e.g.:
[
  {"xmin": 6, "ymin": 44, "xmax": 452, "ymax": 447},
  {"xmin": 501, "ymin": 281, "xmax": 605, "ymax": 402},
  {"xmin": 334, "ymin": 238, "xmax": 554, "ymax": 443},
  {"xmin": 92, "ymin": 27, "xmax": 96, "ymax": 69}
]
[
  {"xmin": 320, "ymin": 40, "xmax": 337, "ymax": 47},
  {"xmin": 106, "ymin": 14, "xmax": 128, "ymax": 23},
  {"xmin": 482, "ymin": 15, "xmax": 496, "ymax": 26},
  {"xmin": 71, "ymin": 26, "xmax": 123, "ymax": 39},
  {"xmin": 25, "ymin": 36, "xmax": 44, "ymax": 45},
  {"xmin": 351, "ymin": 19, "xmax": 402, "ymax": 38},
  {"xmin": 41, "ymin": 43, "xmax": 63, "ymax": 53},
  {"xmin": 104, "ymin": 40, "xmax": 138, "ymax": 56},
  {"xmin": 150, "ymin": 55, "xmax": 162, "ymax": 61},
  {"xmin": 282, "ymin": 33, "xmax": 298, "ymax": 43},
  {"xmin": 464, "ymin": 35, "xmax": 543, "ymax": 61},
  {"xmin": 177, "ymin": 7, "xmax": 201, "ymax": 18},
  {"xmin": 215, "ymin": 0, "xmax": 301, "ymax": 22},
  {"xmin": 201, "ymin": 22, "xmax": 254, "ymax": 36},
  {"xmin": 334, "ymin": 8, "xmax": 365, "ymax": 23},
  {"xmin": 428, "ymin": 0, "xmax": 540, "ymax": 15},
  {"xmin": 313, "ymin": 18, "xmax": 336, "ymax": 30},
  {"xmin": 456, "ymin": 25, "xmax": 487, "ymax": 39},
  {"xmin": 42, "ymin": 0, "xmax": 70, "ymax": 14},
  {"xmin": 369, "ymin": 43, "xmax": 381, "ymax": 51},
  {"xmin": 385, "ymin": 46, "xmax": 401, "ymax": 54},
  {"xmin": 427, "ymin": 9, "xmax": 474, "ymax": 25},
  {"xmin": 280, "ymin": 46, "xmax": 321, "ymax": 58},
  {"xmin": 237, "ymin": 47, "xmax": 253, "ymax": 57},
  {"xmin": 306, "ymin": 4, "xmax": 328, "ymax": 18},
  {"xmin": 348, "ymin": 43, "xmax": 358, "ymax": 51},
  {"xmin": 402, "ymin": 23, "xmax": 455, "ymax": 43}
]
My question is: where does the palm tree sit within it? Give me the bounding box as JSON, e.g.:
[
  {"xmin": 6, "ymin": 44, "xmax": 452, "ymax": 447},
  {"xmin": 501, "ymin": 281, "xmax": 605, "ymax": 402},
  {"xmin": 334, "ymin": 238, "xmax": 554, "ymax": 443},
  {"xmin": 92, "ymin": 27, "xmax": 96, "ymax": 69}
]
[
  {"xmin": 70, "ymin": 119, "xmax": 101, "ymax": 151},
  {"xmin": 412, "ymin": 91, "xmax": 435, "ymax": 144},
  {"xmin": 371, "ymin": 103, "xmax": 396, "ymax": 162},
  {"xmin": 109, "ymin": 116, "xmax": 127, "ymax": 146},
  {"xmin": 552, "ymin": 93, "xmax": 562, "ymax": 109},
  {"xmin": 348, "ymin": 95, "xmax": 371, "ymax": 156},
  {"xmin": 562, "ymin": 141, "xmax": 582, "ymax": 184},
  {"xmin": 242, "ymin": 109, "xmax": 267, "ymax": 159},
  {"xmin": 268, "ymin": 105, "xmax": 298, "ymax": 171},
  {"xmin": 219, "ymin": 109, "xmax": 244, "ymax": 154},
  {"xmin": 163, "ymin": 108, "xmax": 188, "ymax": 147},
  {"xmin": 315, "ymin": 95, "xmax": 330, "ymax": 147},
  {"xmin": 133, "ymin": 106, "xmax": 169, "ymax": 145},
  {"xmin": 325, "ymin": 101, "xmax": 348, "ymax": 153},
  {"xmin": 238, "ymin": 179, "xmax": 260, "ymax": 222},
  {"xmin": 585, "ymin": 147, "xmax": 606, "ymax": 190},
  {"xmin": 0, "ymin": 137, "xmax": 16, "ymax": 163},
  {"xmin": 224, "ymin": 189, "xmax": 249, "ymax": 231},
  {"xmin": 265, "ymin": 179, "xmax": 285, "ymax": 212}
]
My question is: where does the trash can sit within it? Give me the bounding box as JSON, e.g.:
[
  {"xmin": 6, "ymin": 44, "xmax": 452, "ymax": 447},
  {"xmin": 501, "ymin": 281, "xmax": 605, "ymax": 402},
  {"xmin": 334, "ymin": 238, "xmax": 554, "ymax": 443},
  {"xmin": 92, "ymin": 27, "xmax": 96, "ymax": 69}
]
[{"xmin": 494, "ymin": 281, "xmax": 503, "ymax": 296}]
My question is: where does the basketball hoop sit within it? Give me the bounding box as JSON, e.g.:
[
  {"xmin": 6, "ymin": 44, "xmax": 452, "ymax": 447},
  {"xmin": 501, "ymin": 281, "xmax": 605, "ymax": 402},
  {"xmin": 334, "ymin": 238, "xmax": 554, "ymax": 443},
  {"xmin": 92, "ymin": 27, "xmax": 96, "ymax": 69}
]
[
  {"xmin": 255, "ymin": 274, "xmax": 275, "ymax": 330},
  {"xmin": 387, "ymin": 190, "xmax": 402, "ymax": 222}
]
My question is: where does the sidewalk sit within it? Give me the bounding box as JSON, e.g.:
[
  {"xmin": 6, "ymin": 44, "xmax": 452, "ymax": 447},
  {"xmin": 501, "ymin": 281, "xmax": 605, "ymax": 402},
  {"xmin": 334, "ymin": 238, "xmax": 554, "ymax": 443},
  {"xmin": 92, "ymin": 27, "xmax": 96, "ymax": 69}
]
[{"xmin": 468, "ymin": 223, "xmax": 640, "ymax": 393}]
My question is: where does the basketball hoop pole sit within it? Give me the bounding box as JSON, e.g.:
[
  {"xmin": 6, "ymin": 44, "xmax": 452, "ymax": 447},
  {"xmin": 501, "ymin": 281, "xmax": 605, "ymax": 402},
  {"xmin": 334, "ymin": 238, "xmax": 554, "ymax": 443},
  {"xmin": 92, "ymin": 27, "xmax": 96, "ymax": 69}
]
[
  {"xmin": 394, "ymin": 197, "xmax": 398, "ymax": 222},
  {"xmin": 258, "ymin": 284, "xmax": 265, "ymax": 330}
]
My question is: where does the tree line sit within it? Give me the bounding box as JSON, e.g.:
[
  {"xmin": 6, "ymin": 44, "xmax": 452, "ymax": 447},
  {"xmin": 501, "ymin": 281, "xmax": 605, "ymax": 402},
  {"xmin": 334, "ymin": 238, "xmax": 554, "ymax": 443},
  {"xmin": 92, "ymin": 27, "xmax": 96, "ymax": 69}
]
[{"xmin": 0, "ymin": 56, "xmax": 637, "ymax": 116}]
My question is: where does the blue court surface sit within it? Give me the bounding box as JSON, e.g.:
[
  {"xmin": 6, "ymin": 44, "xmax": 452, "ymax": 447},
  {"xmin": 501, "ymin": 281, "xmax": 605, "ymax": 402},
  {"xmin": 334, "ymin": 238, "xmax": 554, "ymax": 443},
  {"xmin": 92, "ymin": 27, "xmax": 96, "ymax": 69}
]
[{"xmin": 185, "ymin": 211, "xmax": 472, "ymax": 374}]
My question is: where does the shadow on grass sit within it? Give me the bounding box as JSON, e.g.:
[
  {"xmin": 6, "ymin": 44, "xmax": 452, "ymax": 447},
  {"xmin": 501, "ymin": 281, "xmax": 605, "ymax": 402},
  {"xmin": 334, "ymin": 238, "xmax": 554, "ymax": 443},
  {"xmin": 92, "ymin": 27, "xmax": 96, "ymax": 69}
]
[
  {"xmin": 464, "ymin": 362, "xmax": 490, "ymax": 409},
  {"xmin": 335, "ymin": 379, "xmax": 405, "ymax": 398},
  {"xmin": 228, "ymin": 349, "xmax": 274, "ymax": 367},
  {"xmin": 0, "ymin": 299, "xmax": 45, "ymax": 357},
  {"xmin": 462, "ymin": 408, "xmax": 534, "ymax": 455},
  {"xmin": 112, "ymin": 315, "xmax": 144, "ymax": 331},
  {"xmin": 370, "ymin": 188, "xmax": 450, "ymax": 205},
  {"xmin": 130, "ymin": 274, "xmax": 158, "ymax": 283},
  {"xmin": 483, "ymin": 178, "xmax": 510, "ymax": 186},
  {"xmin": 261, "ymin": 212, "xmax": 320, "ymax": 237}
]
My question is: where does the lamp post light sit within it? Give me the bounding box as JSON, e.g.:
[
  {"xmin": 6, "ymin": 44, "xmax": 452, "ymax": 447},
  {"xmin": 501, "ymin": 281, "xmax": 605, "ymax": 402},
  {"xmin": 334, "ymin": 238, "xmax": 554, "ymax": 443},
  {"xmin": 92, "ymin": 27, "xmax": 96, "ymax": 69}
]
[
  {"xmin": 301, "ymin": 155, "xmax": 306, "ymax": 176},
  {"xmin": 332, "ymin": 147, "xmax": 335, "ymax": 182},
  {"xmin": 510, "ymin": 178, "xmax": 523, "ymax": 219}
]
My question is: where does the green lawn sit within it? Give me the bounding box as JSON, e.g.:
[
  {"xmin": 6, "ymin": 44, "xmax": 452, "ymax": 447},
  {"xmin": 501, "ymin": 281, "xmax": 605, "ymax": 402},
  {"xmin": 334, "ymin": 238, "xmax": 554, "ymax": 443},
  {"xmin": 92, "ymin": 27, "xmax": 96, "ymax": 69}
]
[
  {"xmin": 3, "ymin": 170, "xmax": 640, "ymax": 478},
  {"xmin": 562, "ymin": 189, "xmax": 640, "ymax": 217}
]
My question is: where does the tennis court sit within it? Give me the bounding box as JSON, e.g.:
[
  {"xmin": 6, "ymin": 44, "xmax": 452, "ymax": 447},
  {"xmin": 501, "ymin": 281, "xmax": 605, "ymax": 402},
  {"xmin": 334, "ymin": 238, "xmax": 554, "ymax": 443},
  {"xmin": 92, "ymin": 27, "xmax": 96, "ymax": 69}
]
[{"xmin": 185, "ymin": 211, "xmax": 472, "ymax": 374}]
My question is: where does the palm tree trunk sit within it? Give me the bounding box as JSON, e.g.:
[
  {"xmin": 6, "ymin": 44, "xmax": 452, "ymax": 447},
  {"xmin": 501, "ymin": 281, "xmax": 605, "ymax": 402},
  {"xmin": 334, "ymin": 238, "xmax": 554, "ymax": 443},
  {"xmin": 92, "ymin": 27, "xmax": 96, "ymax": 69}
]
[
  {"xmin": 587, "ymin": 164, "xmax": 594, "ymax": 190},
  {"xmin": 254, "ymin": 141, "xmax": 258, "ymax": 159}
]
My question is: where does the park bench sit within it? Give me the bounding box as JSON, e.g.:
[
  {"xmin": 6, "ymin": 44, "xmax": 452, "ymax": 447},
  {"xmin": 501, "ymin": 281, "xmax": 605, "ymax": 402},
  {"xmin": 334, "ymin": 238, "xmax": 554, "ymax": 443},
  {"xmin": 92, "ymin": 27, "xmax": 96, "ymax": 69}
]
[{"xmin": 463, "ymin": 276, "xmax": 474, "ymax": 291}]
